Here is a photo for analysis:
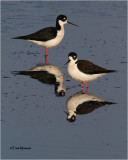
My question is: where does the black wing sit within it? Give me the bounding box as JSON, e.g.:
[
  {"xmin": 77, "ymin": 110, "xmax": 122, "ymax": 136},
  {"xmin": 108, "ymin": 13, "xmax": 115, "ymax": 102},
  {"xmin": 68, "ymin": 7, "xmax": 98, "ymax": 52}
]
[
  {"xmin": 13, "ymin": 71, "xmax": 56, "ymax": 84},
  {"xmin": 77, "ymin": 60, "xmax": 115, "ymax": 74},
  {"xmin": 76, "ymin": 101, "xmax": 115, "ymax": 114},
  {"xmin": 13, "ymin": 27, "xmax": 57, "ymax": 42}
]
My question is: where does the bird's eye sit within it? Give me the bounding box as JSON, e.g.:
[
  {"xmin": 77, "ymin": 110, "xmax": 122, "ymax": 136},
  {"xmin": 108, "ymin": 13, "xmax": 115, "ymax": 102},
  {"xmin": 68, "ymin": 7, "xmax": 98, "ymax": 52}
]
[
  {"xmin": 73, "ymin": 56, "xmax": 76, "ymax": 60},
  {"xmin": 63, "ymin": 17, "xmax": 66, "ymax": 21}
]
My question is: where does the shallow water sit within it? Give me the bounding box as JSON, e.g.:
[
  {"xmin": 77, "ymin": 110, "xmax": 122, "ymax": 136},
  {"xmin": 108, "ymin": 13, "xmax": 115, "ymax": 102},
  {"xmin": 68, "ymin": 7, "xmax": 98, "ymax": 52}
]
[{"xmin": 1, "ymin": 1, "xmax": 127, "ymax": 159}]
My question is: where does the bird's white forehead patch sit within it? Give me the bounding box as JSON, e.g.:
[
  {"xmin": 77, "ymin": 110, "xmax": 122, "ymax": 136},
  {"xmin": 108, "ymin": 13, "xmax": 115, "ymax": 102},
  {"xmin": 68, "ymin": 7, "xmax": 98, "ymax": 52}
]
[
  {"xmin": 58, "ymin": 20, "xmax": 67, "ymax": 26},
  {"xmin": 69, "ymin": 56, "xmax": 73, "ymax": 60},
  {"xmin": 69, "ymin": 55, "xmax": 77, "ymax": 61}
]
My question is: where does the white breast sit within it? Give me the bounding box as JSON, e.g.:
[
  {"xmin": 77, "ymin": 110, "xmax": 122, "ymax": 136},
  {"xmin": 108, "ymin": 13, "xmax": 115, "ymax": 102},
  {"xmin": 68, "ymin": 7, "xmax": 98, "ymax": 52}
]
[
  {"xmin": 30, "ymin": 65, "xmax": 65, "ymax": 92},
  {"xmin": 67, "ymin": 62, "xmax": 106, "ymax": 82}
]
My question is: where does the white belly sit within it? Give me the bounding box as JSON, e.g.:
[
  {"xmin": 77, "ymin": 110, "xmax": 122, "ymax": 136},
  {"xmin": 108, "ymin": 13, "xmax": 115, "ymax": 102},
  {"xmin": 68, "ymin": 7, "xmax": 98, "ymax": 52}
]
[
  {"xmin": 28, "ymin": 28, "xmax": 64, "ymax": 48},
  {"xmin": 67, "ymin": 92, "xmax": 106, "ymax": 118},
  {"xmin": 67, "ymin": 92, "xmax": 106, "ymax": 112},
  {"xmin": 67, "ymin": 63, "xmax": 106, "ymax": 82}
]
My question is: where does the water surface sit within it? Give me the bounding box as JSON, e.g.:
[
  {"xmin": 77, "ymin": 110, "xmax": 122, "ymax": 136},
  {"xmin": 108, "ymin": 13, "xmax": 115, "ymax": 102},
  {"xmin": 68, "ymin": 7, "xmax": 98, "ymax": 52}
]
[{"xmin": 1, "ymin": 1, "xmax": 127, "ymax": 159}]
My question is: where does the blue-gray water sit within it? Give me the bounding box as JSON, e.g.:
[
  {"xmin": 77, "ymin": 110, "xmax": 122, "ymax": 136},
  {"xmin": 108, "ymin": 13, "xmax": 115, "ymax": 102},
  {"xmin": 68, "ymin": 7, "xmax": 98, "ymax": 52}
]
[{"xmin": 1, "ymin": 1, "xmax": 127, "ymax": 159}]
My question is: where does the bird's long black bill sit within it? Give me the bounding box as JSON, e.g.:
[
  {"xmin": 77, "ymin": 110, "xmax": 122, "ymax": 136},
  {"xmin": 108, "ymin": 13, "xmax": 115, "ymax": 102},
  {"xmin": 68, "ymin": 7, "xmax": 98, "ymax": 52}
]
[
  {"xmin": 65, "ymin": 60, "xmax": 70, "ymax": 65},
  {"xmin": 64, "ymin": 111, "xmax": 68, "ymax": 115},
  {"xmin": 67, "ymin": 21, "xmax": 79, "ymax": 27}
]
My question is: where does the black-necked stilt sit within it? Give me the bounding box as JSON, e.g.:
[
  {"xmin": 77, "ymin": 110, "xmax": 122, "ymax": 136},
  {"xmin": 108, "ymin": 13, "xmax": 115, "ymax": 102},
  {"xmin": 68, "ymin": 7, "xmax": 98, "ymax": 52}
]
[
  {"xmin": 66, "ymin": 52, "xmax": 115, "ymax": 91},
  {"xmin": 65, "ymin": 91, "xmax": 115, "ymax": 122},
  {"xmin": 13, "ymin": 15, "xmax": 78, "ymax": 64},
  {"xmin": 13, "ymin": 64, "xmax": 66, "ymax": 96}
]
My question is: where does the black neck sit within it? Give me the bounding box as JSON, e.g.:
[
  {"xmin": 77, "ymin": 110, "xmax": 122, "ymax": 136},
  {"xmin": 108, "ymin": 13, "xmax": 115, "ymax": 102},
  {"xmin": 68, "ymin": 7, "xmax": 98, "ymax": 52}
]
[{"xmin": 56, "ymin": 21, "xmax": 61, "ymax": 31}]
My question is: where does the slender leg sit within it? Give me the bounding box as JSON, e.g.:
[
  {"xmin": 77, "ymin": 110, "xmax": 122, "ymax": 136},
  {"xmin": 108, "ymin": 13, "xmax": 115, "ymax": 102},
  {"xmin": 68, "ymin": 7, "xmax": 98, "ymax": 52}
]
[
  {"xmin": 81, "ymin": 82, "xmax": 83, "ymax": 92},
  {"xmin": 85, "ymin": 81, "xmax": 88, "ymax": 94},
  {"xmin": 85, "ymin": 87, "xmax": 88, "ymax": 94},
  {"xmin": 86, "ymin": 81, "xmax": 88, "ymax": 88},
  {"xmin": 44, "ymin": 48, "xmax": 47, "ymax": 64},
  {"xmin": 45, "ymin": 48, "xmax": 47, "ymax": 56}
]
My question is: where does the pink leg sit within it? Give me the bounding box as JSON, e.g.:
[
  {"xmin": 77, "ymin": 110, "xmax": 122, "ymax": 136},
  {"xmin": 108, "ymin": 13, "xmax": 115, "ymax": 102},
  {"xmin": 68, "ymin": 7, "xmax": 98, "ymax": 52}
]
[
  {"xmin": 44, "ymin": 48, "xmax": 47, "ymax": 64},
  {"xmin": 45, "ymin": 48, "xmax": 47, "ymax": 56},
  {"xmin": 86, "ymin": 81, "xmax": 88, "ymax": 88},
  {"xmin": 85, "ymin": 87, "xmax": 88, "ymax": 94},
  {"xmin": 81, "ymin": 82, "xmax": 83, "ymax": 92}
]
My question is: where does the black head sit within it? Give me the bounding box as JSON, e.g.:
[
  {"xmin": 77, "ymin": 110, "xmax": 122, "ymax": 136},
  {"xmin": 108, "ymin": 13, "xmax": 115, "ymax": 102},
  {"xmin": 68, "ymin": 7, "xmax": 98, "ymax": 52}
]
[
  {"xmin": 67, "ymin": 115, "xmax": 76, "ymax": 122},
  {"xmin": 65, "ymin": 52, "xmax": 78, "ymax": 65},
  {"xmin": 57, "ymin": 15, "xmax": 67, "ymax": 22},
  {"xmin": 56, "ymin": 15, "xmax": 78, "ymax": 30},
  {"xmin": 56, "ymin": 89, "xmax": 65, "ymax": 96},
  {"xmin": 55, "ymin": 82, "xmax": 65, "ymax": 96},
  {"xmin": 68, "ymin": 52, "xmax": 77, "ymax": 60},
  {"xmin": 56, "ymin": 15, "xmax": 67, "ymax": 30}
]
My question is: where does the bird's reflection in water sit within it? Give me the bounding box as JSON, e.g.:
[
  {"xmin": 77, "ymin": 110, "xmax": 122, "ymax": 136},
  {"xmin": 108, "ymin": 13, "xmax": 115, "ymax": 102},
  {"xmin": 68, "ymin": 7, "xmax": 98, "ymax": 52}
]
[
  {"xmin": 65, "ymin": 92, "xmax": 115, "ymax": 122},
  {"xmin": 14, "ymin": 64, "xmax": 66, "ymax": 96}
]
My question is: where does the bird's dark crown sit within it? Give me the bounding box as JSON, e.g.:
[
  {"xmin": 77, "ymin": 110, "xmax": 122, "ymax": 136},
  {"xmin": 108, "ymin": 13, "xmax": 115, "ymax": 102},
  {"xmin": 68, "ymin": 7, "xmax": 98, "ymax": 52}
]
[
  {"xmin": 57, "ymin": 15, "xmax": 67, "ymax": 22},
  {"xmin": 68, "ymin": 52, "xmax": 77, "ymax": 60},
  {"xmin": 56, "ymin": 15, "xmax": 67, "ymax": 30}
]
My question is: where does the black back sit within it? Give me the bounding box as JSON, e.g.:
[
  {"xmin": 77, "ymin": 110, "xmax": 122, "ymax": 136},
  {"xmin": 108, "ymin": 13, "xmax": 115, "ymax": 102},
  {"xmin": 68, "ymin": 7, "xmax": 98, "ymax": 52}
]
[
  {"xmin": 13, "ymin": 27, "xmax": 57, "ymax": 42},
  {"xmin": 77, "ymin": 60, "xmax": 115, "ymax": 74},
  {"xmin": 14, "ymin": 71, "xmax": 56, "ymax": 84}
]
